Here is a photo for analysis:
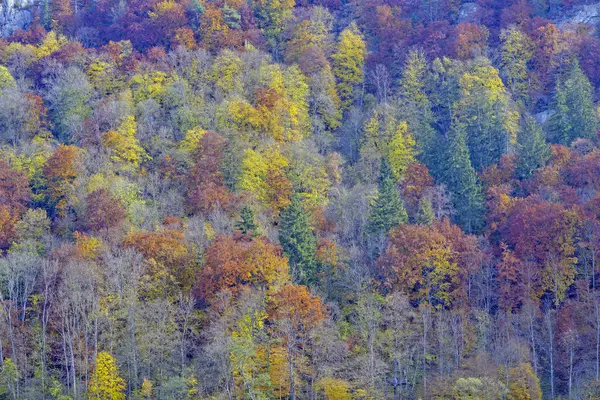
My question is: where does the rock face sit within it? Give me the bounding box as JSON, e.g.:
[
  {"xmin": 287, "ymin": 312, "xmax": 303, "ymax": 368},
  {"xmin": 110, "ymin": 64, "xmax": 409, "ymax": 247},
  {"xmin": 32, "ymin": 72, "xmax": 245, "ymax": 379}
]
[
  {"xmin": 558, "ymin": 2, "xmax": 600, "ymax": 28},
  {"xmin": 0, "ymin": 0, "xmax": 36, "ymax": 37},
  {"xmin": 458, "ymin": 2, "xmax": 479, "ymax": 23}
]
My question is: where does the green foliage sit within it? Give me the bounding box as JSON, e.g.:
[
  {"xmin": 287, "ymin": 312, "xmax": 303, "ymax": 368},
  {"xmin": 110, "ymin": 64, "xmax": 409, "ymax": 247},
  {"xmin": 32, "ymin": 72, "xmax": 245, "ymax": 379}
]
[
  {"xmin": 441, "ymin": 125, "xmax": 484, "ymax": 233},
  {"xmin": 548, "ymin": 59, "xmax": 598, "ymax": 145},
  {"xmin": 0, "ymin": 66, "xmax": 16, "ymax": 91},
  {"xmin": 515, "ymin": 116, "xmax": 551, "ymax": 180},
  {"xmin": 368, "ymin": 158, "xmax": 408, "ymax": 235},
  {"xmin": 278, "ymin": 194, "xmax": 317, "ymax": 285},
  {"xmin": 236, "ymin": 206, "xmax": 259, "ymax": 236}
]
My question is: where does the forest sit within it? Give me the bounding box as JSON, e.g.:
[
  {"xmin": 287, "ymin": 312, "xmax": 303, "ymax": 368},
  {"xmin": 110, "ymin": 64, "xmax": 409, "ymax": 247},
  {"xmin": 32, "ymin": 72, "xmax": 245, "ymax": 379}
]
[{"xmin": 1, "ymin": 0, "xmax": 600, "ymax": 398}]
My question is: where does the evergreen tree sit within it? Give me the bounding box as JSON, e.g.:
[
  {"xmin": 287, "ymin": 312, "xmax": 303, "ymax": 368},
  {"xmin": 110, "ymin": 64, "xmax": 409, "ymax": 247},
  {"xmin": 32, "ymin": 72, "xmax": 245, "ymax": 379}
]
[
  {"xmin": 368, "ymin": 158, "xmax": 408, "ymax": 235},
  {"xmin": 88, "ymin": 352, "xmax": 126, "ymax": 400},
  {"xmin": 279, "ymin": 194, "xmax": 317, "ymax": 285},
  {"xmin": 398, "ymin": 50, "xmax": 439, "ymax": 175},
  {"xmin": 548, "ymin": 59, "xmax": 598, "ymax": 145},
  {"xmin": 416, "ymin": 197, "xmax": 435, "ymax": 226},
  {"xmin": 515, "ymin": 115, "xmax": 551, "ymax": 180},
  {"xmin": 441, "ymin": 124, "xmax": 484, "ymax": 233},
  {"xmin": 0, "ymin": 358, "xmax": 19, "ymax": 400},
  {"xmin": 235, "ymin": 205, "xmax": 259, "ymax": 236}
]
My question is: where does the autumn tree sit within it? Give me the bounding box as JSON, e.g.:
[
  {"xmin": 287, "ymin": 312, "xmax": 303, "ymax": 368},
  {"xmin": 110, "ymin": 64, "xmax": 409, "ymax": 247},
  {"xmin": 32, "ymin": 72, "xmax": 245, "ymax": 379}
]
[
  {"xmin": 195, "ymin": 235, "xmax": 289, "ymax": 302},
  {"xmin": 42, "ymin": 145, "xmax": 79, "ymax": 217},
  {"xmin": 84, "ymin": 189, "xmax": 126, "ymax": 232},
  {"xmin": 186, "ymin": 130, "xmax": 234, "ymax": 215},
  {"xmin": 267, "ymin": 284, "xmax": 326, "ymax": 400},
  {"xmin": 88, "ymin": 352, "xmax": 126, "ymax": 400},
  {"xmin": 500, "ymin": 26, "xmax": 533, "ymax": 103},
  {"xmin": 332, "ymin": 23, "xmax": 366, "ymax": 111}
]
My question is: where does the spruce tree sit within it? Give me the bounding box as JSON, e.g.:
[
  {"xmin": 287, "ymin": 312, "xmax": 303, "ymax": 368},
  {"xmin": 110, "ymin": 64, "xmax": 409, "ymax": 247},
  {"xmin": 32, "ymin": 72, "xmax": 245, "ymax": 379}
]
[
  {"xmin": 236, "ymin": 205, "xmax": 259, "ymax": 236},
  {"xmin": 416, "ymin": 197, "xmax": 435, "ymax": 226},
  {"xmin": 442, "ymin": 124, "xmax": 484, "ymax": 233},
  {"xmin": 279, "ymin": 194, "xmax": 317, "ymax": 285},
  {"xmin": 515, "ymin": 115, "xmax": 551, "ymax": 180},
  {"xmin": 368, "ymin": 158, "xmax": 408, "ymax": 235},
  {"xmin": 548, "ymin": 59, "xmax": 598, "ymax": 145}
]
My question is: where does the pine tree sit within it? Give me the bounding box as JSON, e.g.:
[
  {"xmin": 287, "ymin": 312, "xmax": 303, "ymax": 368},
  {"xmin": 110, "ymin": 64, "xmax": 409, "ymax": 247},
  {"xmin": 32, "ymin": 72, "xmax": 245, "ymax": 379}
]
[
  {"xmin": 236, "ymin": 205, "xmax": 259, "ymax": 236},
  {"xmin": 279, "ymin": 194, "xmax": 317, "ymax": 285},
  {"xmin": 441, "ymin": 124, "xmax": 484, "ymax": 233},
  {"xmin": 548, "ymin": 59, "xmax": 598, "ymax": 145},
  {"xmin": 88, "ymin": 352, "xmax": 126, "ymax": 400},
  {"xmin": 399, "ymin": 50, "xmax": 438, "ymax": 173},
  {"xmin": 515, "ymin": 115, "xmax": 551, "ymax": 180},
  {"xmin": 416, "ymin": 197, "xmax": 435, "ymax": 226},
  {"xmin": 368, "ymin": 158, "xmax": 408, "ymax": 235}
]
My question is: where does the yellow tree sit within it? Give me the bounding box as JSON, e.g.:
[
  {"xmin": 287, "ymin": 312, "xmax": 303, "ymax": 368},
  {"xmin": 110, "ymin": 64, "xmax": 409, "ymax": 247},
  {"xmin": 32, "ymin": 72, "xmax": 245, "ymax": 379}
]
[
  {"xmin": 102, "ymin": 115, "xmax": 150, "ymax": 170},
  {"xmin": 332, "ymin": 23, "xmax": 366, "ymax": 111},
  {"xmin": 88, "ymin": 352, "xmax": 126, "ymax": 400}
]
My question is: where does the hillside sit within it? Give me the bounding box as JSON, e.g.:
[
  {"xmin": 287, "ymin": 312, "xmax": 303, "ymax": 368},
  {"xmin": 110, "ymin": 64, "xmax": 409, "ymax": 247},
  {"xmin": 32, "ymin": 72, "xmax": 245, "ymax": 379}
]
[{"xmin": 0, "ymin": 0, "xmax": 600, "ymax": 399}]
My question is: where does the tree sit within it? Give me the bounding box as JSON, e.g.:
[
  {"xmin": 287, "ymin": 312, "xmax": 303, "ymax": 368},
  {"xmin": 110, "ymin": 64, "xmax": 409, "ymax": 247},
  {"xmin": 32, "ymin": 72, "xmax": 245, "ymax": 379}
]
[
  {"xmin": 515, "ymin": 115, "xmax": 551, "ymax": 180},
  {"xmin": 42, "ymin": 145, "xmax": 79, "ymax": 217},
  {"xmin": 367, "ymin": 158, "xmax": 408, "ymax": 235},
  {"xmin": 88, "ymin": 352, "xmax": 126, "ymax": 400},
  {"xmin": 84, "ymin": 189, "xmax": 126, "ymax": 232},
  {"xmin": 0, "ymin": 358, "xmax": 20, "ymax": 400},
  {"xmin": 507, "ymin": 363, "xmax": 542, "ymax": 400},
  {"xmin": 44, "ymin": 66, "xmax": 92, "ymax": 143},
  {"xmin": 500, "ymin": 26, "xmax": 533, "ymax": 104},
  {"xmin": 267, "ymin": 284, "xmax": 326, "ymax": 400},
  {"xmin": 548, "ymin": 59, "xmax": 598, "ymax": 146},
  {"xmin": 398, "ymin": 50, "xmax": 437, "ymax": 171},
  {"xmin": 332, "ymin": 23, "xmax": 366, "ymax": 110},
  {"xmin": 279, "ymin": 194, "xmax": 317, "ymax": 285},
  {"xmin": 440, "ymin": 125, "xmax": 484, "ymax": 233},
  {"xmin": 255, "ymin": 0, "xmax": 295, "ymax": 51},
  {"xmin": 236, "ymin": 206, "xmax": 259, "ymax": 236},
  {"xmin": 0, "ymin": 66, "xmax": 16, "ymax": 91},
  {"xmin": 196, "ymin": 235, "xmax": 289, "ymax": 302},
  {"xmin": 453, "ymin": 60, "xmax": 517, "ymax": 171},
  {"xmin": 416, "ymin": 197, "xmax": 435, "ymax": 226}
]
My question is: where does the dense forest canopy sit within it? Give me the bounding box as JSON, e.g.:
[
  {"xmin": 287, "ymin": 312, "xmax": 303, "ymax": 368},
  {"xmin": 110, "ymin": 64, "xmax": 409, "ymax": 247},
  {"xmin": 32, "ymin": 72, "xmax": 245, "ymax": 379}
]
[{"xmin": 1, "ymin": 0, "xmax": 600, "ymax": 399}]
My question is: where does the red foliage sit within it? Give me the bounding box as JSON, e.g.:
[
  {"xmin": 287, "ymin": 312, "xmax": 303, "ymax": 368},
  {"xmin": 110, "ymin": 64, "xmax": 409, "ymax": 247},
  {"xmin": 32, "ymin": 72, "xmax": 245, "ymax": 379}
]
[
  {"xmin": 195, "ymin": 234, "xmax": 289, "ymax": 303},
  {"xmin": 84, "ymin": 189, "xmax": 126, "ymax": 232},
  {"xmin": 186, "ymin": 131, "xmax": 235, "ymax": 215}
]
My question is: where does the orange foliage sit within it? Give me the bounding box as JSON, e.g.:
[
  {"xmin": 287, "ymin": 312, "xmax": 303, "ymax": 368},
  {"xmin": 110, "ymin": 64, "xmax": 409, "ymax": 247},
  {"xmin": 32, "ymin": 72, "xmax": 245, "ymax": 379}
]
[
  {"xmin": 43, "ymin": 145, "xmax": 79, "ymax": 217},
  {"xmin": 186, "ymin": 131, "xmax": 235, "ymax": 215},
  {"xmin": 196, "ymin": 234, "xmax": 289, "ymax": 302}
]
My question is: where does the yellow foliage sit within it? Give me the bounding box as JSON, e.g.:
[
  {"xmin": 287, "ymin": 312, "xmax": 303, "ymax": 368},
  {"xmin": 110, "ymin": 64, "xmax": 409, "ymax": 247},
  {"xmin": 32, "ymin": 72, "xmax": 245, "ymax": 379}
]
[
  {"xmin": 239, "ymin": 147, "xmax": 291, "ymax": 211},
  {"xmin": 130, "ymin": 71, "xmax": 175, "ymax": 103},
  {"xmin": 102, "ymin": 116, "xmax": 150, "ymax": 168},
  {"xmin": 35, "ymin": 31, "xmax": 68, "ymax": 59},
  {"xmin": 74, "ymin": 231, "xmax": 103, "ymax": 260},
  {"xmin": 88, "ymin": 352, "xmax": 126, "ymax": 400},
  {"xmin": 318, "ymin": 377, "xmax": 351, "ymax": 400},
  {"xmin": 332, "ymin": 23, "xmax": 366, "ymax": 109},
  {"xmin": 179, "ymin": 127, "xmax": 206, "ymax": 153}
]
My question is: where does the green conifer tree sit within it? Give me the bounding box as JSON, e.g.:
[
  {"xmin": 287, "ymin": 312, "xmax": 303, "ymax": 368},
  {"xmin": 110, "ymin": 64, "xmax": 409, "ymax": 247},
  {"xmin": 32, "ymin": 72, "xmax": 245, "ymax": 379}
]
[
  {"xmin": 235, "ymin": 205, "xmax": 259, "ymax": 236},
  {"xmin": 367, "ymin": 158, "xmax": 408, "ymax": 235},
  {"xmin": 548, "ymin": 59, "xmax": 598, "ymax": 145},
  {"xmin": 442, "ymin": 124, "xmax": 484, "ymax": 233},
  {"xmin": 515, "ymin": 115, "xmax": 551, "ymax": 180},
  {"xmin": 279, "ymin": 194, "xmax": 317, "ymax": 285},
  {"xmin": 416, "ymin": 197, "xmax": 435, "ymax": 226}
]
